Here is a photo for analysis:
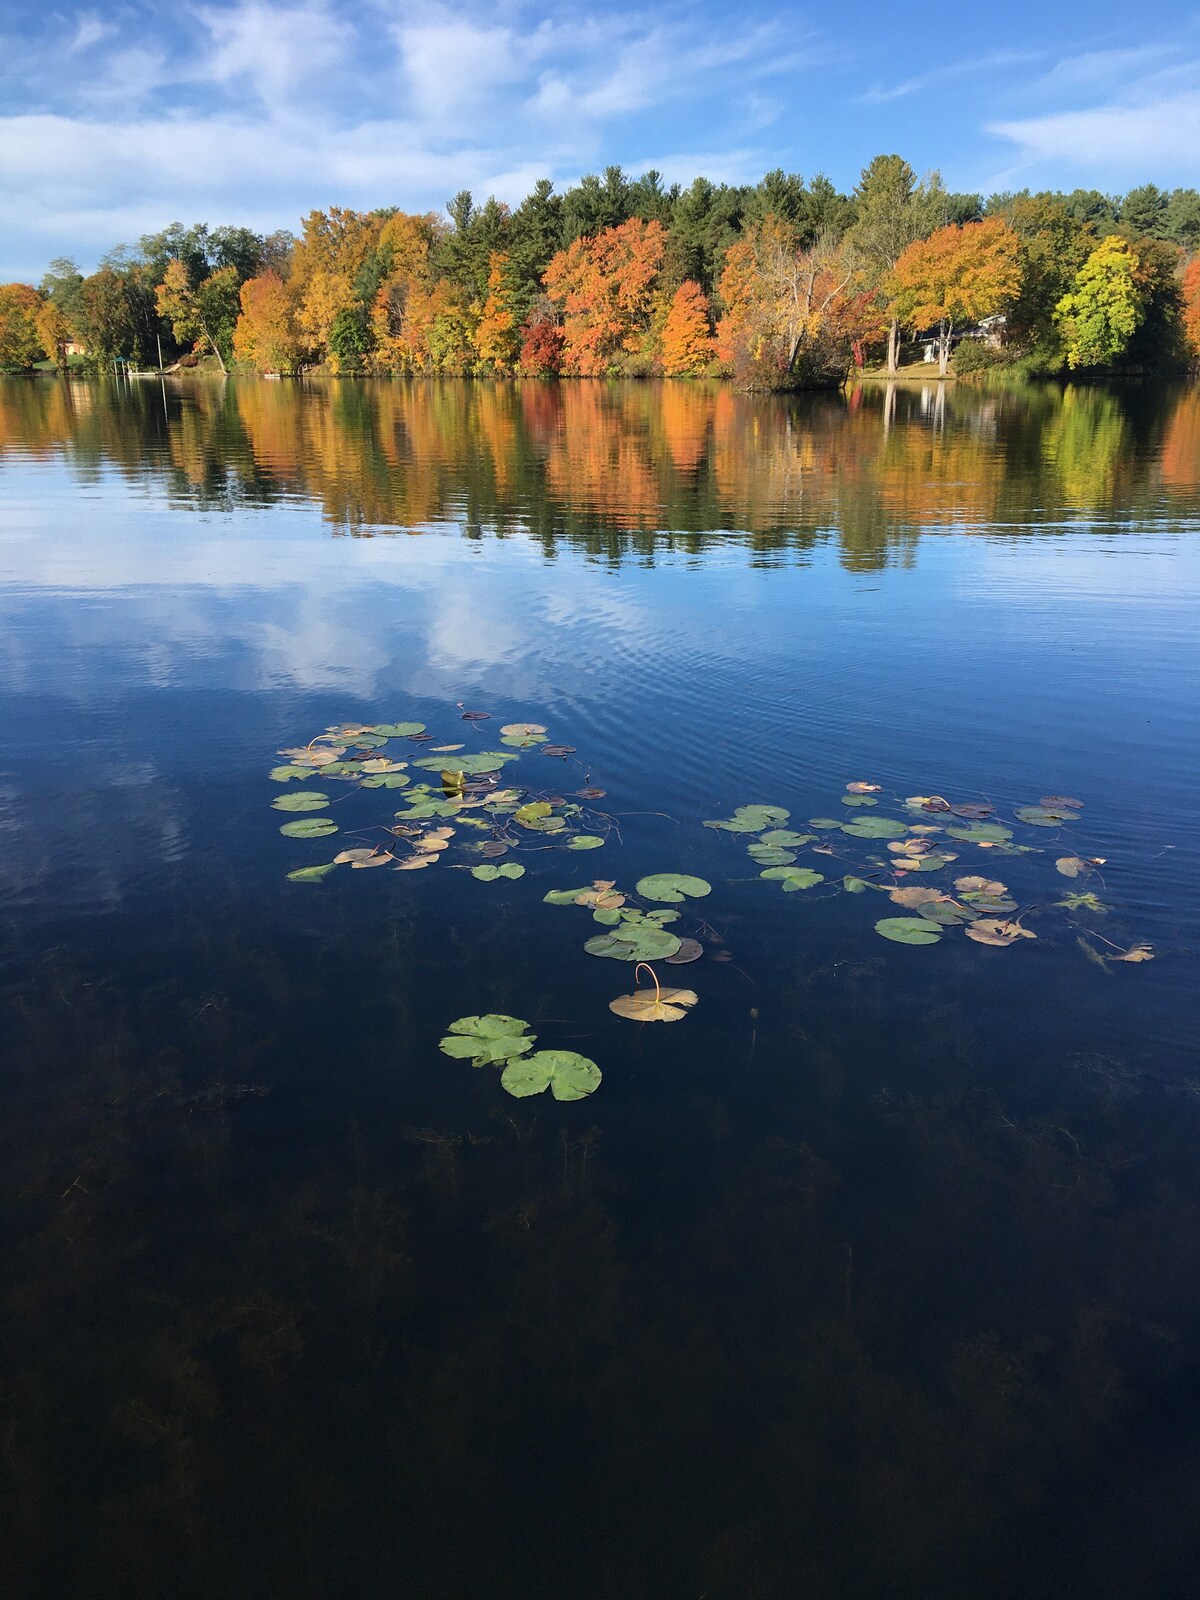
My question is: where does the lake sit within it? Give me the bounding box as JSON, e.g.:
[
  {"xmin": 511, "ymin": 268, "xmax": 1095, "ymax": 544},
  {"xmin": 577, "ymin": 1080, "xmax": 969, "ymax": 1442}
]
[{"xmin": 1, "ymin": 375, "xmax": 1198, "ymax": 1599}]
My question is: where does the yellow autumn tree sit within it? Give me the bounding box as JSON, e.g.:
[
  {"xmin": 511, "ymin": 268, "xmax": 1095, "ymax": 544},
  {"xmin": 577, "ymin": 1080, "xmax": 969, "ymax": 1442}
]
[
  {"xmin": 34, "ymin": 296, "xmax": 73, "ymax": 368},
  {"xmin": 233, "ymin": 271, "xmax": 304, "ymax": 373},
  {"xmin": 473, "ymin": 252, "xmax": 522, "ymax": 372}
]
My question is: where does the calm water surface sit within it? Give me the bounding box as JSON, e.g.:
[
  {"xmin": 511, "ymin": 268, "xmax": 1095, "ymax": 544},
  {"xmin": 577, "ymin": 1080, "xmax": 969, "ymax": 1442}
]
[{"xmin": 1, "ymin": 377, "xmax": 1199, "ymax": 1598}]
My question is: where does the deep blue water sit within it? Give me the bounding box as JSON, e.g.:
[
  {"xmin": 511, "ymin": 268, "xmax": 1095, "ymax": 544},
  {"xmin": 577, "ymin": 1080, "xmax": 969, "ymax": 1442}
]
[{"xmin": 1, "ymin": 375, "xmax": 1198, "ymax": 1599}]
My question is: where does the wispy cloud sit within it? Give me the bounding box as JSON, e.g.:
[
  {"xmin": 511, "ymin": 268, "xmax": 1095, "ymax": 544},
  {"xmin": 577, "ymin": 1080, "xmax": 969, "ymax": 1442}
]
[{"xmin": 860, "ymin": 49, "xmax": 1043, "ymax": 104}]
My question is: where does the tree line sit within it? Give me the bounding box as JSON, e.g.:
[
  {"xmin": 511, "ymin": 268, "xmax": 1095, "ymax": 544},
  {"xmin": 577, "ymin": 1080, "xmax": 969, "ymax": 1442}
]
[{"xmin": 3, "ymin": 160, "xmax": 1200, "ymax": 384}]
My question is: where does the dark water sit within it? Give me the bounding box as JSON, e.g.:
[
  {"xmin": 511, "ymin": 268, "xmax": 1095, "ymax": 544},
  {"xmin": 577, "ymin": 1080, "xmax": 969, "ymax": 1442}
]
[{"xmin": 2, "ymin": 375, "xmax": 1199, "ymax": 1599}]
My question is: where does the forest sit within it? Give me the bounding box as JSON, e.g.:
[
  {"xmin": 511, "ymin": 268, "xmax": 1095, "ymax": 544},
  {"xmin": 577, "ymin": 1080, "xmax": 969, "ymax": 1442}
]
[{"xmin": 3, "ymin": 158, "xmax": 1200, "ymax": 385}]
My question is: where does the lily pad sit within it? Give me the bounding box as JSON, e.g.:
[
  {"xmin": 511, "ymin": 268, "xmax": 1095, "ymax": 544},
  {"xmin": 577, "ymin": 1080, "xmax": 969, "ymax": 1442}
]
[
  {"xmin": 808, "ymin": 818, "xmax": 844, "ymax": 830},
  {"xmin": 846, "ymin": 782, "xmax": 882, "ymax": 794},
  {"xmin": 841, "ymin": 794, "xmax": 878, "ymax": 808},
  {"xmin": 584, "ymin": 928, "xmax": 683, "ymax": 961},
  {"xmin": 568, "ymin": 835, "xmax": 606, "ymax": 850},
  {"xmin": 843, "ymin": 876, "xmax": 870, "ymax": 893},
  {"xmin": 272, "ymin": 791, "xmax": 331, "ymax": 812},
  {"xmin": 665, "ymin": 938, "xmax": 703, "ymax": 964},
  {"xmin": 470, "ymin": 863, "xmax": 526, "ymax": 881},
  {"xmin": 917, "ymin": 899, "xmax": 976, "ymax": 926},
  {"xmin": 747, "ymin": 847, "xmax": 796, "ymax": 866},
  {"xmin": 279, "ymin": 817, "xmax": 338, "ymax": 839},
  {"xmin": 893, "ymin": 853, "xmax": 955, "ymax": 874},
  {"xmin": 543, "ymin": 887, "xmax": 593, "ymax": 905},
  {"xmin": 501, "ymin": 1050, "xmax": 601, "ymax": 1101},
  {"xmin": 636, "ymin": 873, "xmax": 712, "ymax": 903},
  {"xmin": 945, "ymin": 822, "xmax": 1013, "ymax": 843},
  {"xmin": 270, "ymin": 764, "xmax": 313, "ymax": 781},
  {"xmin": 759, "ymin": 830, "xmax": 814, "ymax": 847},
  {"xmin": 439, "ymin": 1014, "xmax": 535, "ymax": 1066},
  {"xmin": 964, "ymin": 917, "xmax": 1036, "ymax": 947},
  {"xmin": 704, "ymin": 804, "xmax": 790, "ymax": 833},
  {"xmin": 1041, "ymin": 795, "xmax": 1083, "ymax": 810},
  {"xmin": 286, "ymin": 863, "xmax": 338, "ymax": 882},
  {"xmin": 415, "ymin": 752, "xmax": 516, "ymax": 775},
  {"xmin": 500, "ymin": 722, "xmax": 547, "ymax": 737},
  {"xmin": 875, "ymin": 916, "xmax": 943, "ymax": 945},
  {"xmin": 610, "ymin": 984, "xmax": 698, "ymax": 1022},
  {"xmin": 1015, "ymin": 805, "xmax": 1079, "ymax": 827},
  {"xmin": 760, "ymin": 866, "xmax": 824, "ymax": 891},
  {"xmin": 841, "ymin": 817, "xmax": 908, "ymax": 840}
]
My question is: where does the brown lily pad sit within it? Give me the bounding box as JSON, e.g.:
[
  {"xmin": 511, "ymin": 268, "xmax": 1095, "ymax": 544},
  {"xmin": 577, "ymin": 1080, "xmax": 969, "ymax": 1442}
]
[{"xmin": 665, "ymin": 938, "xmax": 703, "ymax": 964}]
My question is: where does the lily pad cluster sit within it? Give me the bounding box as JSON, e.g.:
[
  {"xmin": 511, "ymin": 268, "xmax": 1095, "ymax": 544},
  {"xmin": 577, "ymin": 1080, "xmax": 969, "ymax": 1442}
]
[
  {"xmin": 438, "ymin": 1013, "xmax": 601, "ymax": 1100},
  {"xmin": 543, "ymin": 874, "xmax": 712, "ymax": 964},
  {"xmin": 270, "ymin": 713, "xmax": 611, "ymax": 884},
  {"xmin": 703, "ymin": 785, "xmax": 1153, "ymax": 965}
]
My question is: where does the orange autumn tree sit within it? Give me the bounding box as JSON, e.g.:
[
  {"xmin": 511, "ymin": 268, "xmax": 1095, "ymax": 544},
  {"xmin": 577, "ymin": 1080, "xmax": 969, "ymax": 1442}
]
[
  {"xmin": 542, "ymin": 218, "xmax": 667, "ymax": 375},
  {"xmin": 1182, "ymin": 256, "xmax": 1200, "ymax": 362},
  {"xmin": 660, "ymin": 280, "xmax": 716, "ymax": 375},
  {"xmin": 233, "ymin": 271, "xmax": 304, "ymax": 372},
  {"xmin": 889, "ymin": 218, "xmax": 1021, "ymax": 375}
]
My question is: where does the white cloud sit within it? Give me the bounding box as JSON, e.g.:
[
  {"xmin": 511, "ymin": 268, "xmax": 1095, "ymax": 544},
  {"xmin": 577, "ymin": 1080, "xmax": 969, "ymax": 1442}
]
[
  {"xmin": 67, "ymin": 14, "xmax": 116, "ymax": 54},
  {"xmin": 198, "ymin": 0, "xmax": 352, "ymax": 110},
  {"xmin": 989, "ymin": 88, "xmax": 1200, "ymax": 171},
  {"xmin": 0, "ymin": 2, "xmax": 818, "ymax": 275}
]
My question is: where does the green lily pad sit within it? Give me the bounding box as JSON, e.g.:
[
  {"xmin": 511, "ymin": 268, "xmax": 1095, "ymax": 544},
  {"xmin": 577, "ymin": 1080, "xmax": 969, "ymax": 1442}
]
[
  {"xmin": 704, "ymin": 804, "xmax": 790, "ymax": 833},
  {"xmin": 917, "ymin": 899, "xmax": 976, "ymax": 925},
  {"xmin": 945, "ymin": 821, "xmax": 1013, "ymax": 842},
  {"xmin": 759, "ymin": 830, "xmax": 815, "ymax": 847},
  {"xmin": 841, "ymin": 794, "xmax": 878, "ymax": 808},
  {"xmin": 1015, "ymin": 805, "xmax": 1080, "ymax": 827},
  {"xmin": 808, "ymin": 818, "xmax": 844, "ymax": 829},
  {"xmin": 500, "ymin": 733, "xmax": 546, "ymax": 748},
  {"xmin": 272, "ymin": 791, "xmax": 331, "ymax": 812},
  {"xmin": 747, "ymin": 847, "xmax": 796, "ymax": 866},
  {"xmin": 373, "ymin": 722, "xmax": 426, "ymax": 737},
  {"xmin": 360, "ymin": 773, "xmax": 411, "ymax": 788},
  {"xmin": 270, "ymin": 764, "xmax": 313, "ymax": 781},
  {"xmin": 635, "ymin": 873, "xmax": 712, "ymax": 903},
  {"xmin": 568, "ymin": 835, "xmax": 605, "ymax": 850},
  {"xmin": 543, "ymin": 887, "xmax": 592, "ymax": 905},
  {"xmin": 286, "ymin": 863, "xmax": 339, "ymax": 882},
  {"xmin": 961, "ymin": 893, "xmax": 1017, "ymax": 913},
  {"xmin": 279, "ymin": 817, "xmax": 338, "ymax": 839},
  {"xmin": 760, "ymin": 866, "xmax": 824, "ymax": 891},
  {"xmin": 875, "ymin": 916, "xmax": 943, "ymax": 945},
  {"xmin": 841, "ymin": 817, "xmax": 908, "ymax": 839},
  {"xmin": 470, "ymin": 863, "xmax": 526, "ymax": 881},
  {"xmin": 592, "ymin": 907, "xmax": 623, "ymax": 925},
  {"xmin": 501, "ymin": 1050, "xmax": 601, "ymax": 1101},
  {"xmin": 894, "ymin": 853, "xmax": 954, "ymax": 873},
  {"xmin": 584, "ymin": 928, "xmax": 683, "ymax": 961},
  {"xmin": 415, "ymin": 751, "xmax": 517, "ymax": 775},
  {"xmin": 843, "ymin": 876, "xmax": 870, "ymax": 893},
  {"xmin": 439, "ymin": 1014, "xmax": 535, "ymax": 1066}
]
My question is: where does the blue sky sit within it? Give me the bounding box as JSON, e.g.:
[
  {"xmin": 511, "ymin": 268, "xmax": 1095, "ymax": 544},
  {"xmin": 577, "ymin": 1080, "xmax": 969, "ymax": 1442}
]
[{"xmin": 1, "ymin": 0, "xmax": 1199, "ymax": 280}]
